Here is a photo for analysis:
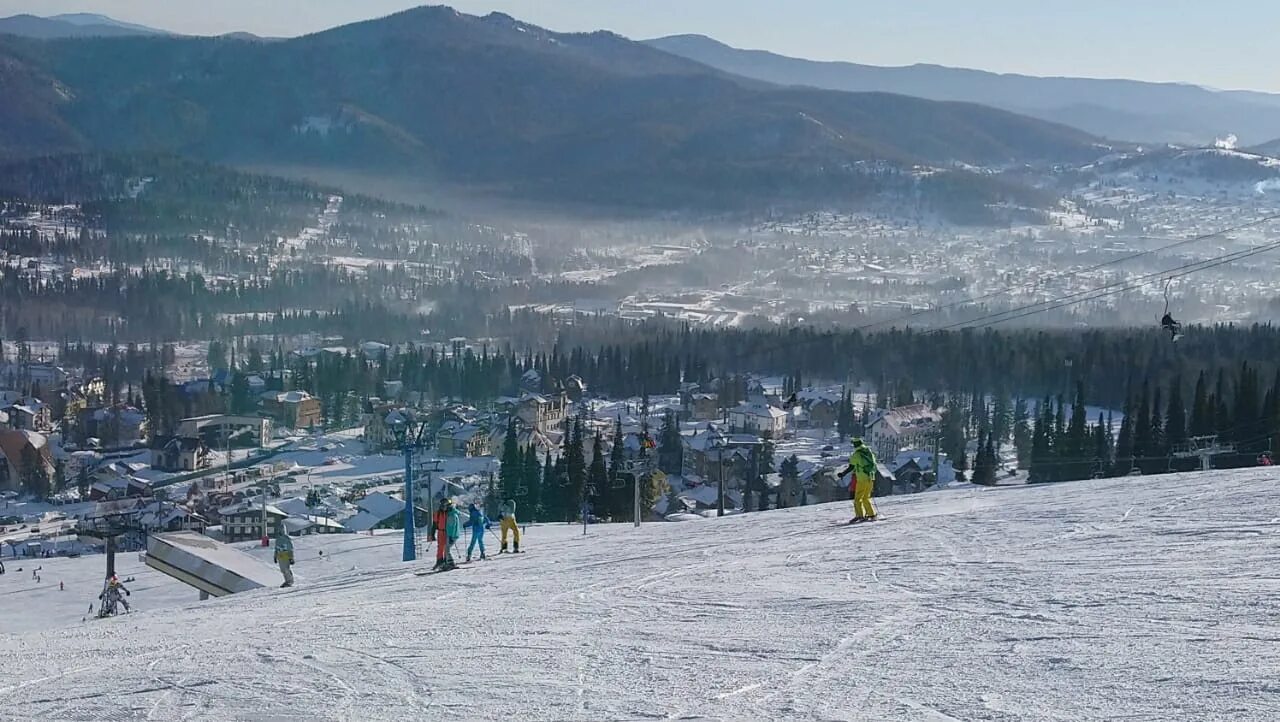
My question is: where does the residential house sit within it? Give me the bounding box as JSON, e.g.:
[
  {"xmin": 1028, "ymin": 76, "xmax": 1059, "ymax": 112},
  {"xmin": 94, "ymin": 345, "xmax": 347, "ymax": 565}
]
[
  {"xmin": 0, "ymin": 429, "xmax": 54, "ymax": 492},
  {"xmin": 803, "ymin": 398, "xmax": 840, "ymax": 428},
  {"xmin": 563, "ymin": 375, "xmax": 588, "ymax": 402},
  {"xmin": 261, "ymin": 390, "xmax": 322, "ymax": 430},
  {"xmin": 891, "ymin": 450, "xmax": 957, "ymax": 494},
  {"xmin": 0, "ymin": 363, "xmax": 67, "ymax": 395},
  {"xmin": 151, "ymin": 435, "xmax": 212, "ymax": 472},
  {"xmin": 515, "ymin": 392, "xmax": 568, "ymax": 434},
  {"xmin": 488, "ymin": 421, "xmax": 559, "ymax": 459},
  {"xmin": 681, "ymin": 426, "xmax": 764, "ymax": 485},
  {"xmin": 728, "ymin": 402, "xmax": 789, "ymax": 438},
  {"xmin": 84, "ymin": 405, "xmax": 147, "ymax": 446},
  {"xmin": 217, "ymin": 500, "xmax": 289, "ymax": 542},
  {"xmin": 364, "ymin": 407, "xmax": 413, "ymax": 454},
  {"xmin": 340, "ymin": 491, "xmax": 420, "ymax": 532},
  {"xmin": 435, "ymin": 422, "xmax": 491, "ymax": 458},
  {"xmin": 2, "ymin": 398, "xmax": 52, "ymax": 433},
  {"xmin": 865, "ymin": 404, "xmax": 942, "ymax": 463},
  {"xmin": 683, "ymin": 393, "xmax": 720, "ymax": 422}
]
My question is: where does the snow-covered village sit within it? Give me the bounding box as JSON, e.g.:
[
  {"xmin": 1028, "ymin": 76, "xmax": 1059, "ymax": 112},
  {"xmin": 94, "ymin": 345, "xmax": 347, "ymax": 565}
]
[{"xmin": 3, "ymin": 3, "xmax": 1280, "ymax": 720}]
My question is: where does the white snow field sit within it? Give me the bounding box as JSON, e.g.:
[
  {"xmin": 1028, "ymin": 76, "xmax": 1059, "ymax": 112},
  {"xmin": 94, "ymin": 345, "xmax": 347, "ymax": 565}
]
[{"xmin": 3, "ymin": 470, "xmax": 1280, "ymax": 721}]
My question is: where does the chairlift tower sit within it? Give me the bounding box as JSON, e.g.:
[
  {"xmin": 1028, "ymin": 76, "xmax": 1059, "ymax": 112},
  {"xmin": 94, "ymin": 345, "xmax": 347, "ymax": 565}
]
[
  {"xmin": 1172, "ymin": 435, "xmax": 1235, "ymax": 472},
  {"xmin": 391, "ymin": 414, "xmax": 430, "ymax": 562}
]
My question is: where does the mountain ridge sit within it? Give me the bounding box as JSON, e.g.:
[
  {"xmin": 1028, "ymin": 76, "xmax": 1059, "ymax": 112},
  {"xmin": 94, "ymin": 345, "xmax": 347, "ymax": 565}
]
[
  {"xmin": 0, "ymin": 12, "xmax": 165, "ymax": 39},
  {"xmin": 0, "ymin": 6, "xmax": 1107, "ymax": 215},
  {"xmin": 645, "ymin": 34, "xmax": 1280, "ymax": 145}
]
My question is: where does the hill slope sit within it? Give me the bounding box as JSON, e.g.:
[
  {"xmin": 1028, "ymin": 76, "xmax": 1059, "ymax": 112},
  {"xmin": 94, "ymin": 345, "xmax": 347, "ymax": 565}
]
[
  {"xmin": 0, "ymin": 13, "xmax": 163, "ymax": 39},
  {"xmin": 3, "ymin": 470, "xmax": 1277, "ymax": 720},
  {"xmin": 0, "ymin": 6, "xmax": 1103, "ymax": 213},
  {"xmin": 647, "ymin": 34, "xmax": 1280, "ymax": 146}
]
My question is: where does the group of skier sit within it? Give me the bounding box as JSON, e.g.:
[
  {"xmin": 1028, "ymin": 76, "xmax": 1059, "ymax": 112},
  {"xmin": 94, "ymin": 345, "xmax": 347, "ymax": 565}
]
[
  {"xmin": 430, "ymin": 497, "xmax": 522, "ymax": 572},
  {"xmin": 265, "ymin": 436, "xmax": 878, "ymax": 585}
]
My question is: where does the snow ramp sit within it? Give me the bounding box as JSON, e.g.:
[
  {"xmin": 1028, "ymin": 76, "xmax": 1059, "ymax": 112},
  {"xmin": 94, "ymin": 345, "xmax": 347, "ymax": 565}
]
[{"xmin": 145, "ymin": 530, "xmax": 278, "ymax": 597}]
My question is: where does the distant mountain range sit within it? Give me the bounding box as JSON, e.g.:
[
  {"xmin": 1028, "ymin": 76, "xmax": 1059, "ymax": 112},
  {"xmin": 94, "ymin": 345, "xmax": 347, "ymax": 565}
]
[
  {"xmin": 0, "ymin": 12, "xmax": 165, "ymax": 39},
  {"xmin": 0, "ymin": 6, "xmax": 1106, "ymax": 215},
  {"xmin": 1253, "ymin": 138, "xmax": 1280, "ymax": 157},
  {"xmin": 645, "ymin": 35, "xmax": 1280, "ymax": 146}
]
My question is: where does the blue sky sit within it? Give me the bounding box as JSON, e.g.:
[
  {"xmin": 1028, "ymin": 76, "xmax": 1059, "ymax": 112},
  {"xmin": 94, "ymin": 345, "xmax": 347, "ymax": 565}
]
[{"xmin": 2, "ymin": 0, "xmax": 1274, "ymax": 92}]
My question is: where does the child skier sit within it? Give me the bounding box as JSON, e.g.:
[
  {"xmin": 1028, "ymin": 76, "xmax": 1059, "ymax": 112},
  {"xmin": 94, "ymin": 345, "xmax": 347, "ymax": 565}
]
[
  {"xmin": 836, "ymin": 438, "xmax": 879, "ymax": 522},
  {"xmin": 274, "ymin": 525, "xmax": 295, "ymax": 588},
  {"xmin": 465, "ymin": 502, "xmax": 490, "ymax": 562},
  {"xmin": 498, "ymin": 498, "xmax": 521, "ymax": 553}
]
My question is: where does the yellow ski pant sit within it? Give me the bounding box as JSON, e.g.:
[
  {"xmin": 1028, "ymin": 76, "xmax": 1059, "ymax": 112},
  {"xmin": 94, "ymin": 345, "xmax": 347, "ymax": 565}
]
[
  {"xmin": 500, "ymin": 515, "xmax": 520, "ymax": 546},
  {"xmin": 852, "ymin": 477, "xmax": 877, "ymax": 519}
]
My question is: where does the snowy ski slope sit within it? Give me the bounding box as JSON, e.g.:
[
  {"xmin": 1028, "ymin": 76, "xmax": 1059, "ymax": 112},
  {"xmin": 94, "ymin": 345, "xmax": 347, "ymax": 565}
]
[{"xmin": 2, "ymin": 470, "xmax": 1278, "ymax": 720}]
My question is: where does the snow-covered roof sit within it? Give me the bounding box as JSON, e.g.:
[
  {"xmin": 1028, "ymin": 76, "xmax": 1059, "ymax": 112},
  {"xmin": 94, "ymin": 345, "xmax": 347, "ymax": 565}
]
[
  {"xmin": 264, "ymin": 390, "xmax": 313, "ymax": 404},
  {"xmin": 217, "ymin": 501, "xmax": 287, "ymax": 518},
  {"xmin": 868, "ymin": 404, "xmax": 941, "ymax": 436},
  {"xmin": 356, "ymin": 492, "xmax": 404, "ymax": 520},
  {"xmin": 732, "ymin": 402, "xmax": 787, "ymax": 420}
]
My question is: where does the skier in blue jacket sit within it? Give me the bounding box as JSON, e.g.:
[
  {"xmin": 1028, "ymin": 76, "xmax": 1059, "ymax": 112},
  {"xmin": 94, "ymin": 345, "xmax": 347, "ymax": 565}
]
[{"xmin": 465, "ymin": 502, "xmax": 490, "ymax": 562}]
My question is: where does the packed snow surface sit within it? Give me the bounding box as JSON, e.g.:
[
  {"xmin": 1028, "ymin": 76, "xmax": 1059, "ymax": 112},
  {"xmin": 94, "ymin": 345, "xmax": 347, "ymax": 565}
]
[{"xmin": 3, "ymin": 470, "xmax": 1280, "ymax": 720}]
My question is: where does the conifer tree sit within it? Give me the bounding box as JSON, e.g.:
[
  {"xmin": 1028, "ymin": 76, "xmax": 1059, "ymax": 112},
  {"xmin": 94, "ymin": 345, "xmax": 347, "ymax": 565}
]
[
  {"xmin": 1114, "ymin": 393, "xmax": 1135, "ymax": 476},
  {"xmin": 657, "ymin": 410, "xmax": 683, "ymax": 474},
  {"xmin": 1189, "ymin": 371, "xmax": 1211, "ymax": 437},
  {"xmin": 522, "ymin": 444, "xmax": 541, "ymax": 521},
  {"xmin": 1013, "ymin": 397, "xmax": 1032, "ymax": 468},
  {"xmin": 499, "ymin": 418, "xmax": 520, "ymax": 501},
  {"xmin": 587, "ymin": 433, "xmax": 609, "ymax": 520},
  {"xmin": 1165, "ymin": 375, "xmax": 1187, "ymax": 455}
]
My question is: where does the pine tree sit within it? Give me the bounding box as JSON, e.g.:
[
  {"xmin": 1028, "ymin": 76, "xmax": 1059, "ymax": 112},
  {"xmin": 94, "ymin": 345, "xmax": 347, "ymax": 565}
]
[
  {"xmin": 608, "ymin": 417, "xmax": 627, "ymax": 514},
  {"xmin": 1029, "ymin": 398, "xmax": 1049, "ymax": 483},
  {"xmin": 779, "ymin": 455, "xmax": 800, "ymax": 508},
  {"xmin": 1092, "ymin": 413, "xmax": 1110, "ymax": 477},
  {"xmin": 539, "ymin": 453, "xmax": 555, "ymax": 522},
  {"xmin": 566, "ymin": 418, "xmax": 587, "ymax": 519},
  {"xmin": 1147, "ymin": 386, "xmax": 1164, "ymax": 474},
  {"xmin": 522, "ymin": 444, "xmax": 541, "ymax": 522},
  {"xmin": 1064, "ymin": 382, "xmax": 1089, "ymax": 480},
  {"xmin": 836, "ymin": 390, "xmax": 855, "ymax": 439},
  {"xmin": 1114, "ymin": 393, "xmax": 1135, "ymax": 476},
  {"xmin": 1165, "ymin": 375, "xmax": 1187, "ymax": 455},
  {"xmin": 991, "ymin": 394, "xmax": 1012, "ymax": 449},
  {"xmin": 499, "ymin": 418, "xmax": 521, "ymax": 502},
  {"xmin": 587, "ymin": 433, "xmax": 609, "ymax": 520},
  {"xmin": 657, "ymin": 410, "xmax": 683, "ymax": 474},
  {"xmin": 1013, "ymin": 397, "xmax": 1032, "ymax": 468},
  {"xmin": 940, "ymin": 401, "xmax": 967, "ymax": 471},
  {"xmin": 1132, "ymin": 382, "xmax": 1152, "ymax": 467},
  {"xmin": 1189, "ymin": 370, "xmax": 1211, "ymax": 437}
]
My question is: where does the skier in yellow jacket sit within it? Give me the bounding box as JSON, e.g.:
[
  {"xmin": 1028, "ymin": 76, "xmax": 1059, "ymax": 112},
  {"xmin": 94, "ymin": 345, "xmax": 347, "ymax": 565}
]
[{"xmin": 836, "ymin": 439, "xmax": 879, "ymax": 523}]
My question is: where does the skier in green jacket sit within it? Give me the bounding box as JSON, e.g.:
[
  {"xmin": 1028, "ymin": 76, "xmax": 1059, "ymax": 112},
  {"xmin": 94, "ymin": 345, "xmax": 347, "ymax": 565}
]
[{"xmin": 836, "ymin": 439, "xmax": 879, "ymax": 522}]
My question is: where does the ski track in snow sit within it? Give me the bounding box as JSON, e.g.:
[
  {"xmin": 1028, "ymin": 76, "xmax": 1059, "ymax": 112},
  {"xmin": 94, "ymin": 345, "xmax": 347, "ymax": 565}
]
[{"xmin": 3, "ymin": 470, "xmax": 1280, "ymax": 720}]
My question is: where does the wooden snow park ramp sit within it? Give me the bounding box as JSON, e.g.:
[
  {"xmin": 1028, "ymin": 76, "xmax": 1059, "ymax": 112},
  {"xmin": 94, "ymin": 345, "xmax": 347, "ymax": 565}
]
[{"xmin": 145, "ymin": 530, "xmax": 278, "ymax": 598}]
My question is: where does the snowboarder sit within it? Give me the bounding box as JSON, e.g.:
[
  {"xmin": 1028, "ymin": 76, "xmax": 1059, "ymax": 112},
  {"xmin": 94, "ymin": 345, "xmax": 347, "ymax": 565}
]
[
  {"xmin": 465, "ymin": 502, "xmax": 490, "ymax": 562},
  {"xmin": 1160, "ymin": 312, "xmax": 1182, "ymax": 342},
  {"xmin": 273, "ymin": 525, "xmax": 295, "ymax": 588},
  {"xmin": 498, "ymin": 498, "xmax": 521, "ymax": 553},
  {"xmin": 836, "ymin": 438, "xmax": 879, "ymax": 522}
]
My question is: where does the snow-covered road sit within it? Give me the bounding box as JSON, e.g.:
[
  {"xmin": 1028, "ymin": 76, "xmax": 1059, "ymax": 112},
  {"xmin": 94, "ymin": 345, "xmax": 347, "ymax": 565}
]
[{"xmin": 2, "ymin": 471, "xmax": 1278, "ymax": 720}]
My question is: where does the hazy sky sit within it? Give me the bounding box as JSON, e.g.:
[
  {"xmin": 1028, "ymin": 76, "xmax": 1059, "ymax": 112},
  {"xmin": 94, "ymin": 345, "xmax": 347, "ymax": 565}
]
[{"xmin": 2, "ymin": 0, "xmax": 1275, "ymax": 92}]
